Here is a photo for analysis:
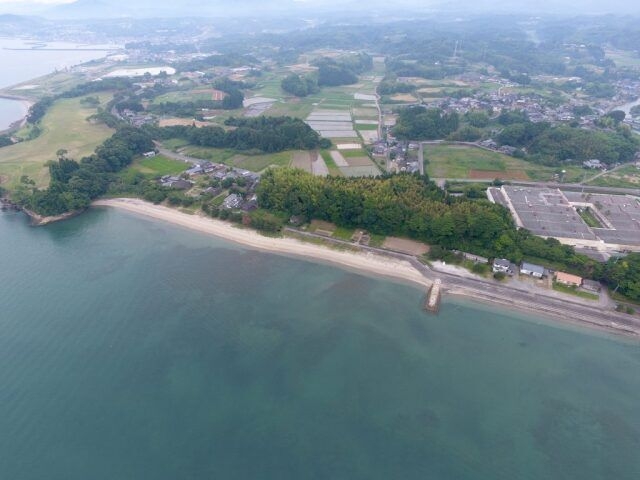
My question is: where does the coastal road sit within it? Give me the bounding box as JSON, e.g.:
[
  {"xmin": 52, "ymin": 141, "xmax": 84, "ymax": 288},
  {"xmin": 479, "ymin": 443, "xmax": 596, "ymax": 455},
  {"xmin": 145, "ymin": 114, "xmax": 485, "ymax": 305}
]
[{"xmin": 285, "ymin": 227, "xmax": 640, "ymax": 337}]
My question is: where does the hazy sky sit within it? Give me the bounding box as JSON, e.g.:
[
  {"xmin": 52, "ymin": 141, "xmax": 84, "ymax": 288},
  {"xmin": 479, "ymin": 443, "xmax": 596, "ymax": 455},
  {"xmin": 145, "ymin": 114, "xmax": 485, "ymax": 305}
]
[{"xmin": 1, "ymin": 0, "xmax": 639, "ymax": 16}]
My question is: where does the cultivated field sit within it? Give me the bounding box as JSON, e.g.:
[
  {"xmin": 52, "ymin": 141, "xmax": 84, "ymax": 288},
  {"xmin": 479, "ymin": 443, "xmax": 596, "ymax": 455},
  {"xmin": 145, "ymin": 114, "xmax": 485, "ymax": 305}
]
[
  {"xmin": 382, "ymin": 237, "xmax": 430, "ymax": 256},
  {"xmin": 0, "ymin": 96, "xmax": 113, "ymax": 189},
  {"xmin": 181, "ymin": 146, "xmax": 299, "ymax": 172},
  {"xmin": 423, "ymin": 144, "xmax": 571, "ymax": 181}
]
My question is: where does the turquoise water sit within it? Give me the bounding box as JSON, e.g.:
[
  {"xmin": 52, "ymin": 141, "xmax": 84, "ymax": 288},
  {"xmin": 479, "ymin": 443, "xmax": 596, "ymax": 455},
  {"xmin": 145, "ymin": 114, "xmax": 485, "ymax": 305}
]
[{"xmin": 1, "ymin": 208, "xmax": 639, "ymax": 480}]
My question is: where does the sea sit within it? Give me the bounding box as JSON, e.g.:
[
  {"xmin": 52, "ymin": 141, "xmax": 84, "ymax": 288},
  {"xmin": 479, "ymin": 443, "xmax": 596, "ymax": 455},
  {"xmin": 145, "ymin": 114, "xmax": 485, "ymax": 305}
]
[
  {"xmin": 0, "ymin": 38, "xmax": 114, "ymax": 130},
  {"xmin": 1, "ymin": 207, "xmax": 639, "ymax": 480}
]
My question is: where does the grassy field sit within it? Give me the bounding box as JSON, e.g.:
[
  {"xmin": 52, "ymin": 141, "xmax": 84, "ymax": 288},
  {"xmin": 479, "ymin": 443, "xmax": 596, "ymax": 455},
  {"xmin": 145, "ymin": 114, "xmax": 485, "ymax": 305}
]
[
  {"xmin": 320, "ymin": 150, "xmax": 342, "ymax": 176},
  {"xmin": 0, "ymin": 96, "xmax": 113, "ymax": 190},
  {"xmin": 423, "ymin": 144, "xmax": 583, "ymax": 182},
  {"xmin": 128, "ymin": 155, "xmax": 188, "ymax": 177},
  {"xmin": 552, "ymin": 282, "xmax": 599, "ymax": 301},
  {"xmin": 586, "ymin": 164, "xmax": 640, "ymax": 188},
  {"xmin": 180, "ymin": 146, "xmax": 296, "ymax": 172},
  {"xmin": 605, "ymin": 48, "xmax": 640, "ymax": 68}
]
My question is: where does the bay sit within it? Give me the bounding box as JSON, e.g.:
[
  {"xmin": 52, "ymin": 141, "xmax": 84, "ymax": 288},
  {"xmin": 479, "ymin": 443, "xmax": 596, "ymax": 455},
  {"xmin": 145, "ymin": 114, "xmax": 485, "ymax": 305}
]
[
  {"xmin": 0, "ymin": 37, "xmax": 114, "ymax": 129},
  {"xmin": 0, "ymin": 208, "xmax": 639, "ymax": 479}
]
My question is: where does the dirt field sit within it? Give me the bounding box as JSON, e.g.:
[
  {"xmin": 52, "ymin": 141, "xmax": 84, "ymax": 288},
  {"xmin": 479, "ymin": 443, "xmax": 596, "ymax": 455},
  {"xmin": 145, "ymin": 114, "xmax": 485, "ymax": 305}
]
[
  {"xmin": 336, "ymin": 143, "xmax": 362, "ymax": 150},
  {"xmin": 346, "ymin": 156, "xmax": 376, "ymax": 167},
  {"xmin": 158, "ymin": 118, "xmax": 210, "ymax": 128},
  {"xmin": 468, "ymin": 169, "xmax": 529, "ymax": 180},
  {"xmin": 390, "ymin": 94, "xmax": 418, "ymax": 102},
  {"xmin": 310, "ymin": 151, "xmax": 329, "ymax": 176},
  {"xmin": 383, "ymin": 237, "xmax": 430, "ymax": 256},
  {"xmin": 330, "ymin": 151, "xmax": 349, "ymax": 167},
  {"xmin": 291, "ymin": 151, "xmax": 312, "ymax": 173},
  {"xmin": 310, "ymin": 220, "xmax": 336, "ymax": 232},
  {"xmin": 191, "ymin": 88, "xmax": 227, "ymax": 101}
]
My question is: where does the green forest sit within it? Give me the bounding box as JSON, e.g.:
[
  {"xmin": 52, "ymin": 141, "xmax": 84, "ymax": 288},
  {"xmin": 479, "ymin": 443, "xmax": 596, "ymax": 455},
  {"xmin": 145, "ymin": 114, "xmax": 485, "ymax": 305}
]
[
  {"xmin": 151, "ymin": 116, "xmax": 330, "ymax": 152},
  {"xmin": 257, "ymin": 168, "xmax": 603, "ymax": 279},
  {"xmin": 15, "ymin": 127, "xmax": 155, "ymax": 216}
]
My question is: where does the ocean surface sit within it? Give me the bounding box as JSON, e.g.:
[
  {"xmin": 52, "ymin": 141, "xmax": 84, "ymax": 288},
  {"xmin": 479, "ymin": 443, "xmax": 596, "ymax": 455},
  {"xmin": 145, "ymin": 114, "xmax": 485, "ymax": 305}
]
[
  {"xmin": 0, "ymin": 37, "xmax": 114, "ymax": 129},
  {"xmin": 1, "ymin": 207, "xmax": 639, "ymax": 479}
]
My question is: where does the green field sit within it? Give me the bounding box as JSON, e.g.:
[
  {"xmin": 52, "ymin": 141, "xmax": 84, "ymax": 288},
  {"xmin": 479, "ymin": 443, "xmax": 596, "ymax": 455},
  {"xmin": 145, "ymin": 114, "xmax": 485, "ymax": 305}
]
[
  {"xmin": 552, "ymin": 282, "xmax": 599, "ymax": 301},
  {"xmin": 423, "ymin": 144, "xmax": 583, "ymax": 182},
  {"xmin": 320, "ymin": 150, "xmax": 342, "ymax": 176},
  {"xmin": 128, "ymin": 155, "xmax": 188, "ymax": 177},
  {"xmin": 0, "ymin": 96, "xmax": 114, "ymax": 190},
  {"xmin": 586, "ymin": 164, "xmax": 640, "ymax": 188},
  {"xmin": 179, "ymin": 146, "xmax": 297, "ymax": 172}
]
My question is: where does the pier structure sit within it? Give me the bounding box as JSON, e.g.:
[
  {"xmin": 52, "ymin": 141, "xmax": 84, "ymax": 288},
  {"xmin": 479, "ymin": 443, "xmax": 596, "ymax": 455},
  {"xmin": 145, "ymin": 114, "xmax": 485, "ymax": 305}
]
[{"xmin": 424, "ymin": 279, "xmax": 442, "ymax": 313}]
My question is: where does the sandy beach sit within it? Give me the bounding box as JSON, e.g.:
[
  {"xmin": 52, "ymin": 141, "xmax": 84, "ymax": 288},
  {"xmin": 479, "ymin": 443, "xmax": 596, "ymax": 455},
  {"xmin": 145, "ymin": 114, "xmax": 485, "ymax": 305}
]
[{"xmin": 93, "ymin": 198, "xmax": 432, "ymax": 290}]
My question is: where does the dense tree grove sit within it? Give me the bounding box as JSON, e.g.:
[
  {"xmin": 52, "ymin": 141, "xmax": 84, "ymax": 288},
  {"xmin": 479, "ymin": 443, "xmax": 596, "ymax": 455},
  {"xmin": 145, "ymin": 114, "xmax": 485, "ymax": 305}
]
[
  {"xmin": 280, "ymin": 74, "xmax": 318, "ymax": 97},
  {"xmin": 17, "ymin": 127, "xmax": 154, "ymax": 216},
  {"xmin": 497, "ymin": 120, "xmax": 639, "ymax": 166},
  {"xmin": 313, "ymin": 54, "xmax": 372, "ymax": 87},
  {"xmin": 393, "ymin": 106, "xmax": 460, "ymax": 140},
  {"xmin": 257, "ymin": 168, "xmax": 603, "ymax": 278},
  {"xmin": 150, "ymin": 116, "xmax": 330, "ymax": 152},
  {"xmin": 0, "ymin": 135, "xmax": 13, "ymax": 147},
  {"xmin": 602, "ymin": 254, "xmax": 640, "ymax": 301},
  {"xmin": 26, "ymin": 97, "xmax": 54, "ymax": 124}
]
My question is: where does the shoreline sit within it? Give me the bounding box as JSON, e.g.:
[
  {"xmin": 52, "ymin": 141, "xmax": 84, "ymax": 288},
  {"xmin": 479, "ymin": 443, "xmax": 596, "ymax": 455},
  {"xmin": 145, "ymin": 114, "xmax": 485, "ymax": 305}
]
[
  {"xmin": 0, "ymin": 94, "xmax": 33, "ymax": 134},
  {"xmin": 92, "ymin": 198, "xmax": 431, "ymax": 290},
  {"xmin": 91, "ymin": 198, "xmax": 640, "ymax": 339}
]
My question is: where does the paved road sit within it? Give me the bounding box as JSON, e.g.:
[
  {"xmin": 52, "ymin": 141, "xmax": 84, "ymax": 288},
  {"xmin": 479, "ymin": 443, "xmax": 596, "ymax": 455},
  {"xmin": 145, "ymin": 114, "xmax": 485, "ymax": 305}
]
[
  {"xmin": 432, "ymin": 177, "xmax": 640, "ymax": 196},
  {"xmin": 285, "ymin": 227, "xmax": 640, "ymax": 337},
  {"xmin": 156, "ymin": 147, "xmax": 200, "ymax": 165}
]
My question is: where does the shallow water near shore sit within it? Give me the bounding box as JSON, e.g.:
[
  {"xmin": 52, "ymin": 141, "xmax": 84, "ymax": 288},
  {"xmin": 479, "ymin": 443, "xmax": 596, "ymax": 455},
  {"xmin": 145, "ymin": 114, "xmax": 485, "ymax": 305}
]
[
  {"xmin": 0, "ymin": 97, "xmax": 28, "ymax": 130},
  {"xmin": 1, "ymin": 208, "xmax": 639, "ymax": 480}
]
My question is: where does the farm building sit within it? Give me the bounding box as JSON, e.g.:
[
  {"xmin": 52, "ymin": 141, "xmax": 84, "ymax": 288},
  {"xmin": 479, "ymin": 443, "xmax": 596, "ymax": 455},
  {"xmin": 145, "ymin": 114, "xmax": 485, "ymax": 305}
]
[
  {"xmin": 520, "ymin": 262, "xmax": 545, "ymax": 278},
  {"xmin": 492, "ymin": 258, "xmax": 511, "ymax": 274},
  {"xmin": 555, "ymin": 271, "xmax": 583, "ymax": 287}
]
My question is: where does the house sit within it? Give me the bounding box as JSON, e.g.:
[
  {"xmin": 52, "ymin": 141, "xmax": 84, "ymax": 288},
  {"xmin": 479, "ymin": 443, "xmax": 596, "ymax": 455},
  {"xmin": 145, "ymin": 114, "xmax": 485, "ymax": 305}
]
[
  {"xmin": 159, "ymin": 176, "xmax": 192, "ymax": 190},
  {"xmin": 582, "ymin": 279, "xmax": 602, "ymax": 293},
  {"xmin": 223, "ymin": 193, "xmax": 243, "ymax": 210},
  {"xmin": 143, "ymin": 151, "xmax": 157, "ymax": 158},
  {"xmin": 203, "ymin": 186, "xmax": 223, "ymax": 197},
  {"xmin": 520, "ymin": 262, "xmax": 545, "ymax": 278},
  {"xmin": 555, "ymin": 271, "xmax": 583, "ymax": 287},
  {"xmin": 186, "ymin": 165, "xmax": 204, "ymax": 176},
  {"xmin": 492, "ymin": 258, "xmax": 511, "ymax": 273},
  {"xmin": 241, "ymin": 194, "xmax": 258, "ymax": 212},
  {"xmin": 583, "ymin": 159, "xmax": 605, "ymax": 169}
]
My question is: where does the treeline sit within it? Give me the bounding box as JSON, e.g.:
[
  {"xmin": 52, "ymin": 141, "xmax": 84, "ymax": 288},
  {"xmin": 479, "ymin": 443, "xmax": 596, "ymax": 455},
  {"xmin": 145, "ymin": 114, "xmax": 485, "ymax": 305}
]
[
  {"xmin": 497, "ymin": 118, "xmax": 638, "ymax": 166},
  {"xmin": 149, "ymin": 116, "xmax": 330, "ymax": 152},
  {"xmin": 393, "ymin": 106, "xmax": 460, "ymax": 140},
  {"xmin": 173, "ymin": 54, "xmax": 239, "ymax": 72},
  {"xmin": 257, "ymin": 168, "xmax": 603, "ymax": 278},
  {"xmin": 313, "ymin": 53, "xmax": 372, "ymax": 87},
  {"xmin": 16, "ymin": 127, "xmax": 154, "ymax": 216},
  {"xmin": 601, "ymin": 253, "xmax": 640, "ymax": 302},
  {"xmin": 281, "ymin": 74, "xmax": 319, "ymax": 97},
  {"xmin": 378, "ymin": 78, "xmax": 414, "ymax": 95}
]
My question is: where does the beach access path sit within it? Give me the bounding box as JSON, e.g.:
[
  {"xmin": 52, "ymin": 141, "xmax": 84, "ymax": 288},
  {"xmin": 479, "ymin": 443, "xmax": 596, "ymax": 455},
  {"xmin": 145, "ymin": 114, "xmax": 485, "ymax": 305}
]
[{"xmin": 94, "ymin": 198, "xmax": 640, "ymax": 339}]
